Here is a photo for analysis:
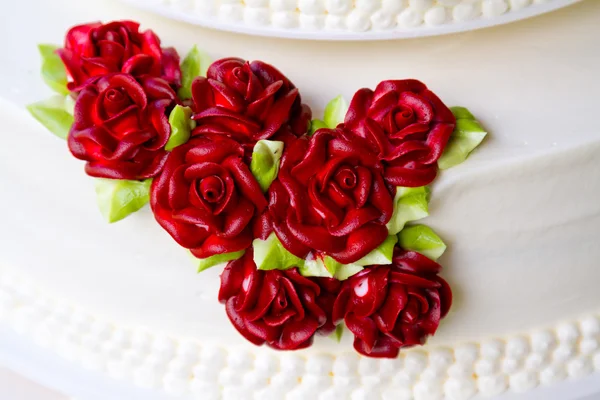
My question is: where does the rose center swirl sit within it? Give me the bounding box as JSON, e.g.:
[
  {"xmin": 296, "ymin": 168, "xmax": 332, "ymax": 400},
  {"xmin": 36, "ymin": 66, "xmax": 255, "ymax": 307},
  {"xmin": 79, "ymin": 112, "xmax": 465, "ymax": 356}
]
[
  {"xmin": 197, "ymin": 175, "xmax": 225, "ymax": 204},
  {"xmin": 334, "ymin": 166, "xmax": 358, "ymax": 190}
]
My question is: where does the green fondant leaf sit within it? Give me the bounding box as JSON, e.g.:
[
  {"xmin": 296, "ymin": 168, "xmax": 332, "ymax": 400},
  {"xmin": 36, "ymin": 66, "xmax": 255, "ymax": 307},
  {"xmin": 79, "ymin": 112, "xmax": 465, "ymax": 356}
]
[
  {"xmin": 329, "ymin": 324, "xmax": 344, "ymax": 343},
  {"xmin": 323, "ymin": 95, "xmax": 348, "ymax": 129},
  {"xmin": 166, "ymin": 105, "xmax": 194, "ymax": 151},
  {"xmin": 197, "ymin": 250, "xmax": 245, "ymax": 273},
  {"xmin": 253, "ymin": 233, "xmax": 305, "ymax": 271},
  {"xmin": 250, "ymin": 140, "xmax": 284, "ymax": 192},
  {"xmin": 178, "ymin": 45, "xmax": 211, "ymax": 100},
  {"xmin": 38, "ymin": 44, "xmax": 69, "ymax": 95},
  {"xmin": 353, "ymin": 235, "xmax": 398, "ymax": 266},
  {"xmin": 95, "ymin": 179, "xmax": 152, "ymax": 223},
  {"xmin": 438, "ymin": 106, "xmax": 487, "ymax": 170},
  {"xmin": 299, "ymin": 255, "xmax": 342, "ymax": 278},
  {"xmin": 334, "ymin": 264, "xmax": 363, "ymax": 281},
  {"xmin": 27, "ymin": 96, "xmax": 74, "ymax": 140},
  {"xmin": 309, "ymin": 119, "xmax": 327, "ymax": 136},
  {"xmin": 398, "ymin": 225, "xmax": 446, "ymax": 261},
  {"xmin": 386, "ymin": 186, "xmax": 430, "ymax": 235}
]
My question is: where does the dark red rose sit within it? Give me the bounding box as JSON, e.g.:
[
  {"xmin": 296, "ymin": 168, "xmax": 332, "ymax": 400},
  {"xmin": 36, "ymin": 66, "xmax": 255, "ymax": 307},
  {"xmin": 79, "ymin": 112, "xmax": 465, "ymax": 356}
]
[
  {"xmin": 332, "ymin": 247, "xmax": 452, "ymax": 358},
  {"xmin": 219, "ymin": 250, "xmax": 341, "ymax": 350},
  {"xmin": 57, "ymin": 21, "xmax": 181, "ymax": 91},
  {"xmin": 68, "ymin": 73, "xmax": 176, "ymax": 179},
  {"xmin": 190, "ymin": 58, "xmax": 311, "ymax": 144},
  {"xmin": 150, "ymin": 136, "xmax": 268, "ymax": 259},
  {"xmin": 344, "ymin": 80, "xmax": 455, "ymax": 187},
  {"xmin": 268, "ymin": 128, "xmax": 394, "ymax": 264}
]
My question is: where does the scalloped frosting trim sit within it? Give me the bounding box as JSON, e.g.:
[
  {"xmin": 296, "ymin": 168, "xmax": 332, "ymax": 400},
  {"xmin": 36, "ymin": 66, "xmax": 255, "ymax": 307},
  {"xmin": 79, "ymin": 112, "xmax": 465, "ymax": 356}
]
[
  {"xmin": 2, "ymin": 269, "xmax": 599, "ymax": 400},
  {"xmin": 125, "ymin": 0, "xmax": 568, "ymax": 33}
]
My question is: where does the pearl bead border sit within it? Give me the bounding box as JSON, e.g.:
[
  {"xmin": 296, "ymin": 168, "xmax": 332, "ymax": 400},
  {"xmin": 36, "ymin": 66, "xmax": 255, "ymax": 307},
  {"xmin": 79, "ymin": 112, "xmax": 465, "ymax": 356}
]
[
  {"xmin": 121, "ymin": 0, "xmax": 581, "ymax": 38},
  {"xmin": 1, "ymin": 270, "xmax": 600, "ymax": 400}
]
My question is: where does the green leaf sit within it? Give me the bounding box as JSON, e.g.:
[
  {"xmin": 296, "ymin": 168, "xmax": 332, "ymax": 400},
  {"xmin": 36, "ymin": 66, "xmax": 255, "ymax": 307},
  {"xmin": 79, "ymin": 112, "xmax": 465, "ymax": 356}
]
[
  {"xmin": 27, "ymin": 96, "xmax": 74, "ymax": 140},
  {"xmin": 398, "ymin": 225, "xmax": 446, "ymax": 261},
  {"xmin": 323, "ymin": 95, "xmax": 348, "ymax": 129},
  {"xmin": 178, "ymin": 45, "xmax": 211, "ymax": 100},
  {"xmin": 353, "ymin": 235, "xmax": 398, "ymax": 266},
  {"xmin": 299, "ymin": 255, "xmax": 341, "ymax": 278},
  {"xmin": 386, "ymin": 186, "xmax": 430, "ymax": 235},
  {"xmin": 329, "ymin": 324, "xmax": 344, "ymax": 342},
  {"xmin": 95, "ymin": 179, "xmax": 152, "ymax": 223},
  {"xmin": 250, "ymin": 140, "xmax": 284, "ymax": 192},
  {"xmin": 253, "ymin": 233, "xmax": 305, "ymax": 271},
  {"xmin": 38, "ymin": 44, "xmax": 69, "ymax": 95},
  {"xmin": 197, "ymin": 250, "xmax": 245, "ymax": 273},
  {"xmin": 166, "ymin": 105, "xmax": 194, "ymax": 151},
  {"xmin": 309, "ymin": 119, "xmax": 327, "ymax": 136},
  {"xmin": 334, "ymin": 264, "xmax": 363, "ymax": 281},
  {"xmin": 438, "ymin": 107, "xmax": 487, "ymax": 170}
]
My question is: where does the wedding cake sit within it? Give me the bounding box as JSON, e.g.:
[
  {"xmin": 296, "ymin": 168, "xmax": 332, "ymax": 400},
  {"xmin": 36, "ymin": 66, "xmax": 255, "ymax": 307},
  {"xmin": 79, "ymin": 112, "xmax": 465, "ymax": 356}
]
[{"xmin": 1, "ymin": 0, "xmax": 599, "ymax": 399}]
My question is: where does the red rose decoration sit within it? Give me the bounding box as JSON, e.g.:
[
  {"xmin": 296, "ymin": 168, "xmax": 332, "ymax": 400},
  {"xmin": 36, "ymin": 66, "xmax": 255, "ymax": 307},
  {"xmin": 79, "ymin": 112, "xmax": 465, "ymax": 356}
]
[
  {"xmin": 332, "ymin": 248, "xmax": 452, "ymax": 358},
  {"xmin": 344, "ymin": 80, "xmax": 456, "ymax": 187},
  {"xmin": 268, "ymin": 128, "xmax": 394, "ymax": 264},
  {"xmin": 190, "ymin": 58, "xmax": 311, "ymax": 144},
  {"xmin": 150, "ymin": 136, "xmax": 268, "ymax": 259},
  {"xmin": 58, "ymin": 21, "xmax": 181, "ymax": 91},
  {"xmin": 68, "ymin": 73, "xmax": 176, "ymax": 179},
  {"xmin": 219, "ymin": 251, "xmax": 340, "ymax": 350}
]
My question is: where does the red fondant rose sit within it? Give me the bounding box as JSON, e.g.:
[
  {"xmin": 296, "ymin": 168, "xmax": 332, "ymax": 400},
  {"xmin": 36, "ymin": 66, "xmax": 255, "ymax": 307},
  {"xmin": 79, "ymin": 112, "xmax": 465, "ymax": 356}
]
[
  {"xmin": 219, "ymin": 251, "xmax": 340, "ymax": 350},
  {"xmin": 344, "ymin": 80, "xmax": 455, "ymax": 187},
  {"xmin": 68, "ymin": 73, "xmax": 176, "ymax": 179},
  {"xmin": 150, "ymin": 136, "xmax": 267, "ymax": 259},
  {"xmin": 268, "ymin": 129, "xmax": 394, "ymax": 264},
  {"xmin": 58, "ymin": 21, "xmax": 181, "ymax": 91},
  {"xmin": 190, "ymin": 58, "xmax": 311, "ymax": 144},
  {"xmin": 332, "ymin": 248, "xmax": 452, "ymax": 358}
]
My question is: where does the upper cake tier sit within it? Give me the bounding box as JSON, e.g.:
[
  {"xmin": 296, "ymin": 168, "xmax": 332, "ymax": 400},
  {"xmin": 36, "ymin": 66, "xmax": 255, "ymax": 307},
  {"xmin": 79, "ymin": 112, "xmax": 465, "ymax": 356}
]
[{"xmin": 121, "ymin": 0, "xmax": 582, "ymax": 39}]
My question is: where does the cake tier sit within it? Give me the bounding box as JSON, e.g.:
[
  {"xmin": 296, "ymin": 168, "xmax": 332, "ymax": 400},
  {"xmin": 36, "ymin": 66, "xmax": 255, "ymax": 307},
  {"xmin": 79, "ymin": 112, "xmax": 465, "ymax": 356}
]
[{"xmin": 1, "ymin": 0, "xmax": 600, "ymax": 399}]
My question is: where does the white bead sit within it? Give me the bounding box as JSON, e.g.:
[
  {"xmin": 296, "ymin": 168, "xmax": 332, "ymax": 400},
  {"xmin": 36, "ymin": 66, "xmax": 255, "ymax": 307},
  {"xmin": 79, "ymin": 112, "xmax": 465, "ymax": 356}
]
[
  {"xmin": 397, "ymin": 8, "xmax": 423, "ymax": 28},
  {"xmin": 509, "ymin": 370, "xmax": 538, "ymax": 392},
  {"xmin": 246, "ymin": 0, "xmax": 268, "ymax": 6},
  {"xmin": 271, "ymin": 372, "xmax": 298, "ymax": 388},
  {"xmin": 447, "ymin": 363, "xmax": 473, "ymax": 379},
  {"xmin": 163, "ymin": 373, "xmax": 189, "ymax": 396},
  {"xmin": 176, "ymin": 341, "xmax": 200, "ymax": 365},
  {"xmin": 477, "ymin": 375, "xmax": 507, "ymax": 397},
  {"xmin": 557, "ymin": 323, "xmax": 580, "ymax": 344},
  {"xmin": 593, "ymin": 351, "xmax": 600, "ymax": 370},
  {"xmin": 332, "ymin": 353, "xmax": 359, "ymax": 377},
  {"xmin": 273, "ymin": 11, "xmax": 298, "ymax": 27},
  {"xmin": 228, "ymin": 350, "xmax": 254, "ymax": 371},
  {"xmin": 305, "ymin": 354, "xmax": 333, "ymax": 376},
  {"xmin": 509, "ymin": 0, "xmax": 531, "ymax": 10},
  {"xmin": 378, "ymin": 358, "xmax": 401, "ymax": 378},
  {"xmin": 408, "ymin": 0, "xmax": 433, "ymax": 12},
  {"xmin": 474, "ymin": 359, "xmax": 497, "ymax": 376},
  {"xmin": 423, "ymin": 6, "xmax": 447, "ymax": 26},
  {"xmin": 480, "ymin": 340, "xmax": 504, "ymax": 361},
  {"xmin": 382, "ymin": 385, "xmax": 413, "ymax": 400},
  {"xmin": 133, "ymin": 365, "xmax": 160, "ymax": 389},
  {"xmin": 298, "ymin": 0, "xmax": 325, "ymax": 15},
  {"xmin": 428, "ymin": 348, "xmax": 454, "ymax": 369},
  {"xmin": 500, "ymin": 358, "xmax": 520, "ymax": 374},
  {"xmin": 381, "ymin": 0, "xmax": 405, "ymax": 14},
  {"xmin": 553, "ymin": 344, "xmax": 576, "ymax": 363},
  {"xmin": 404, "ymin": 351, "xmax": 428, "ymax": 374},
  {"xmin": 421, "ymin": 366, "xmax": 446, "ymax": 381},
  {"xmin": 539, "ymin": 364, "xmax": 566, "ymax": 385},
  {"xmin": 371, "ymin": 10, "xmax": 396, "ymax": 30},
  {"xmin": 219, "ymin": 4, "xmax": 244, "ymax": 21},
  {"xmin": 530, "ymin": 330, "xmax": 555, "ymax": 354},
  {"xmin": 244, "ymin": 7, "xmax": 270, "ymax": 25},
  {"xmin": 580, "ymin": 338, "xmax": 599, "ymax": 355},
  {"xmin": 454, "ymin": 344, "xmax": 479, "ymax": 364},
  {"xmin": 567, "ymin": 356, "xmax": 593, "ymax": 378},
  {"xmin": 352, "ymin": 386, "xmax": 381, "ymax": 400},
  {"xmin": 190, "ymin": 380, "xmax": 219, "ymax": 399},
  {"xmin": 270, "ymin": 0, "xmax": 297, "ymax": 11},
  {"xmin": 131, "ymin": 331, "xmax": 152, "ymax": 352},
  {"xmin": 392, "ymin": 370, "xmax": 417, "ymax": 386},
  {"xmin": 192, "ymin": 363, "xmax": 219, "ymax": 380},
  {"xmin": 325, "ymin": 14, "xmax": 346, "ymax": 29},
  {"xmin": 444, "ymin": 378, "xmax": 476, "ymax": 400},
  {"xmin": 505, "ymin": 337, "xmax": 529, "ymax": 359},
  {"xmin": 299, "ymin": 14, "xmax": 325, "ymax": 29},
  {"xmin": 481, "ymin": 0, "xmax": 508, "ymax": 17},
  {"xmin": 242, "ymin": 370, "xmax": 268, "ymax": 390},
  {"xmin": 524, "ymin": 353, "xmax": 548, "ymax": 372},
  {"xmin": 413, "ymin": 379, "xmax": 444, "ymax": 400},
  {"xmin": 346, "ymin": 10, "xmax": 371, "ymax": 31},
  {"xmin": 280, "ymin": 354, "xmax": 305, "ymax": 375},
  {"xmin": 200, "ymin": 346, "xmax": 226, "ymax": 367},
  {"xmin": 580, "ymin": 316, "xmax": 600, "ymax": 337}
]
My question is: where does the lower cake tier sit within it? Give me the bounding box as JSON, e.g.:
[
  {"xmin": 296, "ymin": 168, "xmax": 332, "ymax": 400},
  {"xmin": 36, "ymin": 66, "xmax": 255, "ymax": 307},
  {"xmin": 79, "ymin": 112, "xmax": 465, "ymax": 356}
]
[{"xmin": 1, "ymin": 95, "xmax": 600, "ymax": 398}]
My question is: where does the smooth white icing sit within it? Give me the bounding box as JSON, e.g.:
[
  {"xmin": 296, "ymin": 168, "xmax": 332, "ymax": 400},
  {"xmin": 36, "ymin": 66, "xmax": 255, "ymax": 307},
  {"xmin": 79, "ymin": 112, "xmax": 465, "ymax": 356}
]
[{"xmin": 1, "ymin": 0, "xmax": 600, "ymax": 398}]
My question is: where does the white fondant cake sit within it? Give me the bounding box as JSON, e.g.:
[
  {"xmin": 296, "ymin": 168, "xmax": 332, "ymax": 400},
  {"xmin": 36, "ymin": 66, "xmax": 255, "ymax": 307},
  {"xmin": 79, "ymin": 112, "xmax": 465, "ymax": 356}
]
[{"xmin": 1, "ymin": 0, "xmax": 600, "ymax": 399}]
